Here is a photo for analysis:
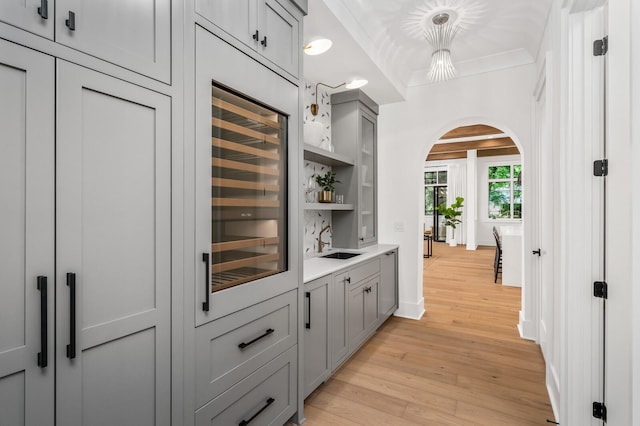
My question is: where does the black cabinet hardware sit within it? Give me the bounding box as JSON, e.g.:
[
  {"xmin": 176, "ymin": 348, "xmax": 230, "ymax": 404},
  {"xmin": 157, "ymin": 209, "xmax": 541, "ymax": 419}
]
[
  {"xmin": 305, "ymin": 292, "xmax": 311, "ymax": 329},
  {"xmin": 252, "ymin": 30, "xmax": 259, "ymax": 41},
  {"xmin": 261, "ymin": 36, "xmax": 267, "ymax": 47},
  {"xmin": 37, "ymin": 276, "xmax": 48, "ymax": 368},
  {"xmin": 66, "ymin": 273, "xmax": 76, "ymax": 359},
  {"xmin": 65, "ymin": 11, "xmax": 76, "ymax": 30},
  {"xmin": 37, "ymin": 0, "xmax": 48, "ymax": 19},
  {"xmin": 532, "ymin": 249, "xmax": 541, "ymax": 256},
  {"xmin": 345, "ymin": 277, "xmax": 351, "ymax": 283},
  {"xmin": 364, "ymin": 286, "xmax": 372, "ymax": 293},
  {"xmin": 202, "ymin": 253, "xmax": 210, "ymax": 311},
  {"xmin": 238, "ymin": 328, "xmax": 274, "ymax": 349},
  {"xmin": 239, "ymin": 397, "xmax": 274, "ymax": 426}
]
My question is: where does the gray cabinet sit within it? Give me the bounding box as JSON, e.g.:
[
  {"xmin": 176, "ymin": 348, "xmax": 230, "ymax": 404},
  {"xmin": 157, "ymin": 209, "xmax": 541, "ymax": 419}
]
[
  {"xmin": 331, "ymin": 271, "xmax": 350, "ymax": 369},
  {"xmin": 0, "ymin": 0, "xmax": 171, "ymax": 82},
  {"xmin": 348, "ymin": 276, "xmax": 379, "ymax": 352},
  {"xmin": 0, "ymin": 39, "xmax": 55, "ymax": 426},
  {"xmin": 380, "ymin": 249, "xmax": 399, "ymax": 321},
  {"xmin": 0, "ymin": 0, "xmax": 54, "ymax": 39},
  {"xmin": 303, "ymin": 276, "xmax": 330, "ymax": 398},
  {"xmin": 331, "ymin": 90, "xmax": 379, "ymax": 249},
  {"xmin": 0, "ymin": 42, "xmax": 172, "ymax": 425},
  {"xmin": 195, "ymin": 0, "xmax": 300, "ymax": 78},
  {"xmin": 55, "ymin": 61, "xmax": 172, "ymax": 426}
]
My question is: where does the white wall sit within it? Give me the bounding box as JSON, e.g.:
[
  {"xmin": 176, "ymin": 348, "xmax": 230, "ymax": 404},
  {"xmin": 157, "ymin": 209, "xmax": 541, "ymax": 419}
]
[{"xmin": 377, "ymin": 64, "xmax": 534, "ymax": 319}]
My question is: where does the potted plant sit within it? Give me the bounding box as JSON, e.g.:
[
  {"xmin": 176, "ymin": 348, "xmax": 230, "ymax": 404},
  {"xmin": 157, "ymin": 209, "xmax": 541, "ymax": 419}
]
[
  {"xmin": 315, "ymin": 170, "xmax": 340, "ymax": 203},
  {"xmin": 436, "ymin": 196, "xmax": 464, "ymax": 247}
]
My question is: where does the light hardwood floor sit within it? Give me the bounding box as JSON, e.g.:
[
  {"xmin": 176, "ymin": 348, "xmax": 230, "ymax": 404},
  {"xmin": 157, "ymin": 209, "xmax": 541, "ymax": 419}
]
[{"xmin": 302, "ymin": 243, "xmax": 555, "ymax": 425}]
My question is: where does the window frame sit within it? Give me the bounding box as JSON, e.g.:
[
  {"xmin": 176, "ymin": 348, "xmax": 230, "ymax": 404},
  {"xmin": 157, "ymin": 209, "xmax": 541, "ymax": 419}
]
[{"xmin": 486, "ymin": 161, "xmax": 522, "ymax": 221}]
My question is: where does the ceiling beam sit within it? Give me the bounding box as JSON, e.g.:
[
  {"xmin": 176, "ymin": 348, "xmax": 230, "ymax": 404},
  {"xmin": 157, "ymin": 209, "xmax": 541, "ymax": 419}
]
[
  {"xmin": 430, "ymin": 138, "xmax": 517, "ymax": 154},
  {"xmin": 440, "ymin": 124, "xmax": 504, "ymax": 139},
  {"xmin": 477, "ymin": 147, "xmax": 521, "ymax": 157},
  {"xmin": 426, "ymin": 151, "xmax": 468, "ymax": 162}
]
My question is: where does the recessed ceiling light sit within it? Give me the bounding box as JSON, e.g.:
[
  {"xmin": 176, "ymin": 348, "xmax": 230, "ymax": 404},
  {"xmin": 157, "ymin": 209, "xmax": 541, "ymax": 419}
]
[
  {"xmin": 345, "ymin": 79, "xmax": 368, "ymax": 89},
  {"xmin": 304, "ymin": 38, "xmax": 333, "ymax": 56}
]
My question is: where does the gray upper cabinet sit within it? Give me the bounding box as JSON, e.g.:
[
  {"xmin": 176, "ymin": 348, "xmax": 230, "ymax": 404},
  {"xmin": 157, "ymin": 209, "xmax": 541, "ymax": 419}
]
[
  {"xmin": 0, "ymin": 40, "xmax": 55, "ymax": 426},
  {"xmin": 331, "ymin": 90, "xmax": 379, "ymax": 249},
  {"xmin": 55, "ymin": 61, "xmax": 172, "ymax": 426},
  {"xmin": 195, "ymin": 0, "xmax": 300, "ymax": 79},
  {"xmin": 0, "ymin": 0, "xmax": 171, "ymax": 82},
  {"xmin": 54, "ymin": 0, "xmax": 171, "ymax": 82},
  {"xmin": 0, "ymin": 0, "xmax": 54, "ymax": 39}
]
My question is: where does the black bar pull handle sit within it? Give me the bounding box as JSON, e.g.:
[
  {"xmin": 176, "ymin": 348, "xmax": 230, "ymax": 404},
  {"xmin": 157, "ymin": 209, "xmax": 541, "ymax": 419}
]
[
  {"xmin": 238, "ymin": 328, "xmax": 274, "ymax": 350},
  {"xmin": 66, "ymin": 273, "xmax": 76, "ymax": 359},
  {"xmin": 345, "ymin": 277, "xmax": 351, "ymax": 284},
  {"xmin": 532, "ymin": 249, "xmax": 541, "ymax": 256},
  {"xmin": 37, "ymin": 276, "xmax": 48, "ymax": 368},
  {"xmin": 252, "ymin": 30, "xmax": 259, "ymax": 41},
  {"xmin": 65, "ymin": 11, "xmax": 75, "ymax": 31},
  {"xmin": 261, "ymin": 36, "xmax": 267, "ymax": 47},
  {"xmin": 37, "ymin": 0, "xmax": 48, "ymax": 19},
  {"xmin": 305, "ymin": 292, "xmax": 311, "ymax": 329},
  {"xmin": 239, "ymin": 397, "xmax": 275, "ymax": 426},
  {"xmin": 202, "ymin": 253, "xmax": 210, "ymax": 311}
]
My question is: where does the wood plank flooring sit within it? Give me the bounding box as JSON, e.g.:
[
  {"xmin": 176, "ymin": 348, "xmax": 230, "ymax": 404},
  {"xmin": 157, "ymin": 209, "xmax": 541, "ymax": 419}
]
[{"xmin": 302, "ymin": 243, "xmax": 555, "ymax": 425}]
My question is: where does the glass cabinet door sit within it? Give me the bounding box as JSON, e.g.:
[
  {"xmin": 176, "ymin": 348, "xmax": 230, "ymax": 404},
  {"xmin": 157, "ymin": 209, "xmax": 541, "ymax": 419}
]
[
  {"xmin": 359, "ymin": 111, "xmax": 376, "ymax": 245},
  {"xmin": 209, "ymin": 85, "xmax": 287, "ymax": 292}
]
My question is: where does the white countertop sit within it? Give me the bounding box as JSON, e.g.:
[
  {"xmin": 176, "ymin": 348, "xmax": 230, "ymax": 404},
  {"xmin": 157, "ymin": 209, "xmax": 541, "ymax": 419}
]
[{"xmin": 304, "ymin": 244, "xmax": 398, "ymax": 283}]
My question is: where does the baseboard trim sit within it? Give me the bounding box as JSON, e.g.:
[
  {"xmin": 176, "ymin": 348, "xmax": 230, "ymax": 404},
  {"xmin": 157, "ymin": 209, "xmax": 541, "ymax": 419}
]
[
  {"xmin": 518, "ymin": 310, "xmax": 537, "ymax": 341},
  {"xmin": 394, "ymin": 297, "xmax": 425, "ymax": 320}
]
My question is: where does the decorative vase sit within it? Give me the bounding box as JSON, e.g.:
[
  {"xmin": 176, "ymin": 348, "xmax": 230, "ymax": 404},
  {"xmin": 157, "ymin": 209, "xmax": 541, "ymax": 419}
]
[
  {"xmin": 448, "ymin": 228, "xmax": 457, "ymax": 247},
  {"xmin": 318, "ymin": 190, "xmax": 333, "ymax": 203}
]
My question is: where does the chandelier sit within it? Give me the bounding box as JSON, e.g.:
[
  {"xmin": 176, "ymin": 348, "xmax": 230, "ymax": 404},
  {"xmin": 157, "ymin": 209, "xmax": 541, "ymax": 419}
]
[{"xmin": 425, "ymin": 13, "xmax": 459, "ymax": 82}]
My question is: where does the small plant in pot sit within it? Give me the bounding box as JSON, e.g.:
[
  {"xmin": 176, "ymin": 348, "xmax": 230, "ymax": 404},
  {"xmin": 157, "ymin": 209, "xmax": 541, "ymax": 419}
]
[
  {"xmin": 315, "ymin": 170, "xmax": 340, "ymax": 203},
  {"xmin": 436, "ymin": 196, "xmax": 464, "ymax": 247}
]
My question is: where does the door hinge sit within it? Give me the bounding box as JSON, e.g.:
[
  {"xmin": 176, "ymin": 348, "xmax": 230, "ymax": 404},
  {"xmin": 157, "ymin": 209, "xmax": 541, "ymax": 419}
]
[
  {"xmin": 594, "ymin": 281, "xmax": 608, "ymax": 299},
  {"xmin": 593, "ymin": 159, "xmax": 608, "ymax": 177},
  {"xmin": 593, "ymin": 401, "xmax": 607, "ymax": 421},
  {"xmin": 593, "ymin": 36, "xmax": 608, "ymax": 56}
]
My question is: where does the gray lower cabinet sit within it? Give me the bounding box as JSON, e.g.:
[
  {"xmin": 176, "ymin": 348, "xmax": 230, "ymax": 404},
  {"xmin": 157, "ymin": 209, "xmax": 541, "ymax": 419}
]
[
  {"xmin": 195, "ymin": 290, "xmax": 297, "ymax": 408},
  {"xmin": 0, "ymin": 41, "xmax": 173, "ymax": 426},
  {"xmin": 380, "ymin": 249, "xmax": 399, "ymax": 322},
  {"xmin": 348, "ymin": 276, "xmax": 380, "ymax": 352},
  {"xmin": 303, "ymin": 276, "xmax": 331, "ymax": 398},
  {"xmin": 195, "ymin": 346, "xmax": 297, "ymax": 426},
  {"xmin": 304, "ymin": 252, "xmax": 398, "ymax": 398}
]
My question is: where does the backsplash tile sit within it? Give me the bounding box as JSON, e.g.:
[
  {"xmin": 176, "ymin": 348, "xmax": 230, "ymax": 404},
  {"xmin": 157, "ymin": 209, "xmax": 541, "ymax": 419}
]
[{"xmin": 303, "ymin": 80, "xmax": 333, "ymax": 255}]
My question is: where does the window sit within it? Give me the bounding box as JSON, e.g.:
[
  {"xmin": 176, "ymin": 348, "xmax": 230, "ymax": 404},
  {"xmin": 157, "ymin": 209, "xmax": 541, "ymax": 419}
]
[
  {"xmin": 424, "ymin": 169, "xmax": 447, "ymax": 215},
  {"xmin": 488, "ymin": 163, "xmax": 522, "ymax": 219}
]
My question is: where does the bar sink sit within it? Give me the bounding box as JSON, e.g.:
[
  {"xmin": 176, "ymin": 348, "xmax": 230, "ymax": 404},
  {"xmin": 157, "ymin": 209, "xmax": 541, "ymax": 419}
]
[{"xmin": 322, "ymin": 252, "xmax": 361, "ymax": 260}]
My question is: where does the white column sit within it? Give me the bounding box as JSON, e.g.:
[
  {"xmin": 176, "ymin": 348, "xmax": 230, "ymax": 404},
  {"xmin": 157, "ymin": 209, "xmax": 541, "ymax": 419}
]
[{"xmin": 466, "ymin": 150, "xmax": 477, "ymax": 250}]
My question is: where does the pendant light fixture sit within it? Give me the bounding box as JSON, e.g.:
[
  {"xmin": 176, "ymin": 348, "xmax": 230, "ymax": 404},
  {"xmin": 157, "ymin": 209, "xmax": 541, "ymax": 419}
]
[{"xmin": 425, "ymin": 13, "xmax": 459, "ymax": 83}]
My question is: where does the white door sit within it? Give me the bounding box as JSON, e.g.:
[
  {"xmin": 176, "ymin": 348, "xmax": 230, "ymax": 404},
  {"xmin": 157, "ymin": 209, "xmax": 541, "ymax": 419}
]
[
  {"xmin": 0, "ymin": 0, "xmax": 54, "ymax": 39},
  {"xmin": 535, "ymin": 71, "xmax": 560, "ymax": 406},
  {"xmin": 54, "ymin": 0, "xmax": 171, "ymax": 82},
  {"xmin": 55, "ymin": 61, "xmax": 171, "ymax": 426},
  {"xmin": 0, "ymin": 40, "xmax": 55, "ymax": 426}
]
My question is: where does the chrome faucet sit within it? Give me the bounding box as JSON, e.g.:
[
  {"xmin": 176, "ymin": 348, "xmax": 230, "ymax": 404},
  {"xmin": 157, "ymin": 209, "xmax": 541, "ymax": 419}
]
[{"xmin": 317, "ymin": 225, "xmax": 332, "ymax": 253}]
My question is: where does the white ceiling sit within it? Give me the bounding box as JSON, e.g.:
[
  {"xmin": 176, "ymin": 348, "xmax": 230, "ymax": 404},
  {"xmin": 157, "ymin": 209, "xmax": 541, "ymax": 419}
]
[{"xmin": 303, "ymin": 0, "xmax": 552, "ymax": 105}]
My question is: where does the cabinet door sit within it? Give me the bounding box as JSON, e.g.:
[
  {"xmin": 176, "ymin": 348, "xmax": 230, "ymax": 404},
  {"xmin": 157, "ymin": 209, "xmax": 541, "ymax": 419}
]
[
  {"xmin": 359, "ymin": 109, "xmax": 377, "ymax": 246},
  {"xmin": 331, "ymin": 272, "xmax": 349, "ymax": 370},
  {"xmin": 348, "ymin": 276, "xmax": 379, "ymax": 352},
  {"xmin": 303, "ymin": 276, "xmax": 330, "ymax": 398},
  {"xmin": 195, "ymin": 0, "xmax": 257, "ymax": 51},
  {"xmin": 380, "ymin": 250, "xmax": 398, "ymax": 319},
  {"xmin": 259, "ymin": 0, "xmax": 299, "ymax": 78},
  {"xmin": 55, "ymin": 0, "xmax": 171, "ymax": 82},
  {"xmin": 0, "ymin": 40, "xmax": 55, "ymax": 426},
  {"xmin": 0, "ymin": 0, "xmax": 54, "ymax": 39},
  {"xmin": 56, "ymin": 61, "xmax": 171, "ymax": 426}
]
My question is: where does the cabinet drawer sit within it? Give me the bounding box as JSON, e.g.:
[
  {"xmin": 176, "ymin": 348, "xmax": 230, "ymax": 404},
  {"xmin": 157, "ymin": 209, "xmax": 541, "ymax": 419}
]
[
  {"xmin": 195, "ymin": 290, "xmax": 297, "ymax": 407},
  {"xmin": 349, "ymin": 258, "xmax": 380, "ymax": 284},
  {"xmin": 195, "ymin": 346, "xmax": 297, "ymax": 426}
]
